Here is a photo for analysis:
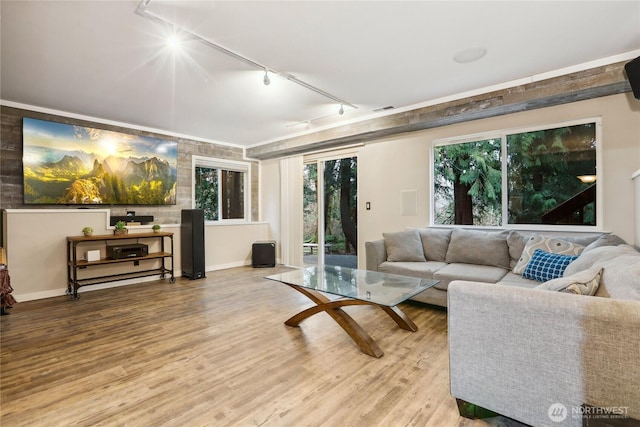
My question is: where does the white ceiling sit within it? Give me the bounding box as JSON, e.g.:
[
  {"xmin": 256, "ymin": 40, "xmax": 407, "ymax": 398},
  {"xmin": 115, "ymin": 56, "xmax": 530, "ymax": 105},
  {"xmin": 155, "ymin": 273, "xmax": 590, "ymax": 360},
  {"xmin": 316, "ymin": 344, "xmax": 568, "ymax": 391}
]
[{"xmin": 2, "ymin": 1, "xmax": 640, "ymax": 148}]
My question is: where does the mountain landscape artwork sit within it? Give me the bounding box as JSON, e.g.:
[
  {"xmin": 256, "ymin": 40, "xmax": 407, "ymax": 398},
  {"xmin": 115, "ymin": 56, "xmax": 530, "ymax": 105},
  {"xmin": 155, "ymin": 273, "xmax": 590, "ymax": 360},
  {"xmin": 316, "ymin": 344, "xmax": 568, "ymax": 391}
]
[{"xmin": 23, "ymin": 118, "xmax": 178, "ymax": 205}]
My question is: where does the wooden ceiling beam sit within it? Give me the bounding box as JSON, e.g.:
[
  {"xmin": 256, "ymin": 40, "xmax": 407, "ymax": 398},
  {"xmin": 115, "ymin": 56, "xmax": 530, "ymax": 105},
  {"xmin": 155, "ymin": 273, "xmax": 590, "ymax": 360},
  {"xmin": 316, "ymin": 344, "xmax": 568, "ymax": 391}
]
[{"xmin": 247, "ymin": 61, "xmax": 632, "ymax": 160}]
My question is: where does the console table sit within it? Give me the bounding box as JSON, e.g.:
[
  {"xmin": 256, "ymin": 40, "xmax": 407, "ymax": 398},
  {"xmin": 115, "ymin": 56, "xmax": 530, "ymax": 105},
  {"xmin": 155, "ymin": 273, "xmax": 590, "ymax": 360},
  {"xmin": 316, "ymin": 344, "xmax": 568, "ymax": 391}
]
[{"xmin": 66, "ymin": 231, "xmax": 175, "ymax": 299}]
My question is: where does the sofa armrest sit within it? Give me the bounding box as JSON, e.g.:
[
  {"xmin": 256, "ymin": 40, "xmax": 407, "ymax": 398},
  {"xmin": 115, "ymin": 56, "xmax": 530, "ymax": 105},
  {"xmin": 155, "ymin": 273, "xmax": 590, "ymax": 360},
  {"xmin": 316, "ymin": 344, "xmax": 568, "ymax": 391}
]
[
  {"xmin": 448, "ymin": 281, "xmax": 640, "ymax": 427},
  {"xmin": 365, "ymin": 239, "xmax": 387, "ymax": 271}
]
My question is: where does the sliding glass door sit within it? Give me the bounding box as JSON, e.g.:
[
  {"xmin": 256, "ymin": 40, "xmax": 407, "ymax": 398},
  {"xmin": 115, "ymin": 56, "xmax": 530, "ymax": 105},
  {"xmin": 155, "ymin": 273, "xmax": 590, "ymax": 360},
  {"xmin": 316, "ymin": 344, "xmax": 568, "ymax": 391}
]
[{"xmin": 303, "ymin": 155, "xmax": 358, "ymax": 267}]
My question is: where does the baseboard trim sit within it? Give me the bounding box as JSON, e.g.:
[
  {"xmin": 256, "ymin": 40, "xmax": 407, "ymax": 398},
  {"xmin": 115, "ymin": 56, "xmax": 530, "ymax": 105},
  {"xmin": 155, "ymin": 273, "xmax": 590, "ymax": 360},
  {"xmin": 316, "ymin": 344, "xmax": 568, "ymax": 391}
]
[
  {"xmin": 14, "ymin": 261, "xmax": 254, "ymax": 301},
  {"xmin": 15, "ymin": 274, "xmax": 175, "ymax": 302}
]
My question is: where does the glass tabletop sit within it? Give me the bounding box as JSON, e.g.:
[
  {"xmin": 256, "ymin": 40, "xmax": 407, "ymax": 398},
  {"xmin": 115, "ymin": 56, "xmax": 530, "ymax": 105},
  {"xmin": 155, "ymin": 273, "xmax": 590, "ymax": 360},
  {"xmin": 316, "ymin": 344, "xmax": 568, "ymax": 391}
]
[{"xmin": 265, "ymin": 265, "xmax": 438, "ymax": 307}]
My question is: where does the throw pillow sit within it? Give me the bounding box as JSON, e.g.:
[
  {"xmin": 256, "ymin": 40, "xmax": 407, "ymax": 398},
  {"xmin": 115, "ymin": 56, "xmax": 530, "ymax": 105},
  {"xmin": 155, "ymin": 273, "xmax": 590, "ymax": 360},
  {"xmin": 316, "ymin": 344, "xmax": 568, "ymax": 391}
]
[
  {"xmin": 560, "ymin": 268, "xmax": 603, "ymax": 295},
  {"xmin": 506, "ymin": 231, "xmax": 529, "ymax": 269},
  {"xmin": 383, "ymin": 229, "xmax": 426, "ymax": 262},
  {"xmin": 445, "ymin": 229, "xmax": 510, "ymax": 269},
  {"xmin": 418, "ymin": 228, "xmax": 452, "ymax": 262},
  {"xmin": 536, "ymin": 267, "xmax": 603, "ymax": 296},
  {"xmin": 561, "ymin": 244, "xmax": 640, "ymax": 301},
  {"xmin": 512, "ymin": 233, "xmax": 585, "ymax": 275},
  {"xmin": 582, "ymin": 234, "xmax": 626, "ymax": 254},
  {"xmin": 522, "ymin": 249, "xmax": 578, "ymax": 282}
]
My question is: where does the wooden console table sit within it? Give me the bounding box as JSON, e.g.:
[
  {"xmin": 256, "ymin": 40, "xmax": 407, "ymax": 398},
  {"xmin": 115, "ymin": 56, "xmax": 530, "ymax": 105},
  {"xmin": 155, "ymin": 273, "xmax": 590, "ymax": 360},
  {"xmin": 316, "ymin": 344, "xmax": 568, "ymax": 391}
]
[{"xmin": 66, "ymin": 231, "xmax": 175, "ymax": 299}]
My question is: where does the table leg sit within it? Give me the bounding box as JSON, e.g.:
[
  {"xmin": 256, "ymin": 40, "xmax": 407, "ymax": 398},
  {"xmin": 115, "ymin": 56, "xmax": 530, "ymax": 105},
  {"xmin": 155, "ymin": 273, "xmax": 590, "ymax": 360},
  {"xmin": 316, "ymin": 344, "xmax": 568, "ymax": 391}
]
[
  {"xmin": 283, "ymin": 285, "xmax": 417, "ymax": 358},
  {"xmin": 381, "ymin": 305, "xmax": 419, "ymax": 331},
  {"xmin": 284, "ymin": 286, "xmax": 384, "ymax": 358}
]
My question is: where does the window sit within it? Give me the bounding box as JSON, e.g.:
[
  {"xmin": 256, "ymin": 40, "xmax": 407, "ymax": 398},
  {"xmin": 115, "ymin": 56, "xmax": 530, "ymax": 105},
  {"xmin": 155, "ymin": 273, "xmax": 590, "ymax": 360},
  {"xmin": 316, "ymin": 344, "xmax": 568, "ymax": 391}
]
[
  {"xmin": 193, "ymin": 156, "xmax": 250, "ymax": 222},
  {"xmin": 433, "ymin": 138, "xmax": 503, "ymax": 226},
  {"xmin": 432, "ymin": 119, "xmax": 600, "ymax": 228}
]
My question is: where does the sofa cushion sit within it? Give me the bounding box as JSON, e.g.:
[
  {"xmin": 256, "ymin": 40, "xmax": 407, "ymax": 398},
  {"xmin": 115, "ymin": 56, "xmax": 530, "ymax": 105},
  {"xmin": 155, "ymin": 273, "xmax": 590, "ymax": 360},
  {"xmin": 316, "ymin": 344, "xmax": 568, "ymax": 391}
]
[
  {"xmin": 497, "ymin": 272, "xmax": 541, "ymax": 288},
  {"xmin": 536, "ymin": 266, "xmax": 603, "ymax": 296},
  {"xmin": 522, "ymin": 249, "xmax": 579, "ymax": 282},
  {"xmin": 378, "ymin": 261, "xmax": 447, "ymax": 279},
  {"xmin": 433, "ymin": 263, "xmax": 508, "ymax": 290},
  {"xmin": 562, "ymin": 244, "xmax": 640, "ymax": 301},
  {"xmin": 445, "ymin": 229, "xmax": 510, "ymax": 269},
  {"xmin": 582, "ymin": 234, "xmax": 626, "ymax": 253},
  {"xmin": 506, "ymin": 231, "xmax": 528, "ymax": 269},
  {"xmin": 564, "ymin": 244, "xmax": 637, "ymax": 276},
  {"xmin": 512, "ymin": 233, "xmax": 584, "ymax": 275},
  {"xmin": 596, "ymin": 256, "xmax": 640, "ymax": 300},
  {"xmin": 418, "ymin": 228, "xmax": 452, "ymax": 262},
  {"xmin": 383, "ymin": 229, "xmax": 426, "ymax": 262},
  {"xmin": 562, "ymin": 234, "xmax": 604, "ymax": 246}
]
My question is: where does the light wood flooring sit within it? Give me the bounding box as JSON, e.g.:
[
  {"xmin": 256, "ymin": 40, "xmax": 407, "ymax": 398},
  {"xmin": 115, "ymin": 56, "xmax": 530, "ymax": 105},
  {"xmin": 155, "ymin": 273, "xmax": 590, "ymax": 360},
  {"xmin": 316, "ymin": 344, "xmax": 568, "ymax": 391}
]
[{"xmin": 1, "ymin": 266, "xmax": 526, "ymax": 427}]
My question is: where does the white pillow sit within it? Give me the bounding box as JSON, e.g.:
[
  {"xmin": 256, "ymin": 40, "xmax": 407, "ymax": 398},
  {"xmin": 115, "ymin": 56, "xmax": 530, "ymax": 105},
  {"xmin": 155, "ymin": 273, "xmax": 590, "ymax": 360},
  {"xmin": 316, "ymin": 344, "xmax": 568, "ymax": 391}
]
[
  {"xmin": 536, "ymin": 267, "xmax": 603, "ymax": 295},
  {"xmin": 512, "ymin": 233, "xmax": 584, "ymax": 275}
]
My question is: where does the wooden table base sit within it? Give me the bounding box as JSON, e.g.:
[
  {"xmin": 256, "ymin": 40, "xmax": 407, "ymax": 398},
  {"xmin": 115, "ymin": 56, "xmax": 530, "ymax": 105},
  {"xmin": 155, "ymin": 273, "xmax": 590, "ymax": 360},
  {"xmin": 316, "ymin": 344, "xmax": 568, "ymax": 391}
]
[{"xmin": 283, "ymin": 284, "xmax": 419, "ymax": 358}]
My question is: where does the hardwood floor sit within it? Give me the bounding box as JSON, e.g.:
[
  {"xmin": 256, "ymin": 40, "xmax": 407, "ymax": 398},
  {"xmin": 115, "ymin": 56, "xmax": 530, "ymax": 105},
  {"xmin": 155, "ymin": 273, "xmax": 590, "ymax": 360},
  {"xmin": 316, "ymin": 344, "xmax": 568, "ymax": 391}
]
[{"xmin": 1, "ymin": 266, "xmax": 525, "ymax": 427}]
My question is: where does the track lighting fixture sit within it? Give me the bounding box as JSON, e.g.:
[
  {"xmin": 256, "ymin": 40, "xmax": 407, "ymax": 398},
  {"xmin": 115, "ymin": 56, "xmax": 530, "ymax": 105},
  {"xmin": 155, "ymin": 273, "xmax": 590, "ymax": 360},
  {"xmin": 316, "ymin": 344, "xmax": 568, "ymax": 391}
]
[
  {"xmin": 136, "ymin": 0, "xmax": 357, "ymax": 111},
  {"xmin": 338, "ymin": 104, "xmax": 344, "ymax": 115}
]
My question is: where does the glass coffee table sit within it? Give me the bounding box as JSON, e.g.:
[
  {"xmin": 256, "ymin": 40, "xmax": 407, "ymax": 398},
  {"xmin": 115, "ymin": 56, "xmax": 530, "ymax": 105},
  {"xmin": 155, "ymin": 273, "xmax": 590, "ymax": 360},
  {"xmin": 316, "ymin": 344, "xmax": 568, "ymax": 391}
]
[{"xmin": 266, "ymin": 265, "xmax": 438, "ymax": 358}]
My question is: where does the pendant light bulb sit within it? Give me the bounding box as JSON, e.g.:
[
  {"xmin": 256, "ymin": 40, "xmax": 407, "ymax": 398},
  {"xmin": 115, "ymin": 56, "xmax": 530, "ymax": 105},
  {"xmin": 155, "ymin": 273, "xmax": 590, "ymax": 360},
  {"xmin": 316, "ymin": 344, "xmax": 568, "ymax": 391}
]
[
  {"xmin": 339, "ymin": 104, "xmax": 344, "ymax": 115},
  {"xmin": 263, "ymin": 70, "xmax": 270, "ymax": 86}
]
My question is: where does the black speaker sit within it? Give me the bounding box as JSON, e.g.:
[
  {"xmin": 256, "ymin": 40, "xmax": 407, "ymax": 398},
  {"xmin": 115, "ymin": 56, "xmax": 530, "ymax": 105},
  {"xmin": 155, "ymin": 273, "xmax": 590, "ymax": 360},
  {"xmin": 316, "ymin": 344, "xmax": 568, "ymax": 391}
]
[
  {"xmin": 625, "ymin": 55, "xmax": 640, "ymax": 100},
  {"xmin": 252, "ymin": 241, "xmax": 276, "ymax": 268},
  {"xmin": 181, "ymin": 209, "xmax": 206, "ymax": 279}
]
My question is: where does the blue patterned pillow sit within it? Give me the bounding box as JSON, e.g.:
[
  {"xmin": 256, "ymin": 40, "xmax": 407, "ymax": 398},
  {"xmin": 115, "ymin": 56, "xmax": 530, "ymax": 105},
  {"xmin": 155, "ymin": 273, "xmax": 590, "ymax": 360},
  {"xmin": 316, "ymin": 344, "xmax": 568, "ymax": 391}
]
[{"xmin": 523, "ymin": 249, "xmax": 579, "ymax": 282}]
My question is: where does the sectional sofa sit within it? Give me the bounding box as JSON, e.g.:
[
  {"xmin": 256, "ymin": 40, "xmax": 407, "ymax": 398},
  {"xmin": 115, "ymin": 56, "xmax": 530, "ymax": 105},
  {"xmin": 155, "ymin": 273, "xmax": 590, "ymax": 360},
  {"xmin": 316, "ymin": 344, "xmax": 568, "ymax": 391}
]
[
  {"xmin": 365, "ymin": 227, "xmax": 624, "ymax": 307},
  {"xmin": 365, "ymin": 227, "xmax": 640, "ymax": 426}
]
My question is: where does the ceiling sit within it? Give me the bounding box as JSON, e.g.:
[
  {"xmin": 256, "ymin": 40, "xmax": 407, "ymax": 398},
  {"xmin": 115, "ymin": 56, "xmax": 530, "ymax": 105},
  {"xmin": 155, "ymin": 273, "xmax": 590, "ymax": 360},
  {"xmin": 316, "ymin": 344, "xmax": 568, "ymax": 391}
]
[{"xmin": 2, "ymin": 1, "xmax": 640, "ymax": 148}]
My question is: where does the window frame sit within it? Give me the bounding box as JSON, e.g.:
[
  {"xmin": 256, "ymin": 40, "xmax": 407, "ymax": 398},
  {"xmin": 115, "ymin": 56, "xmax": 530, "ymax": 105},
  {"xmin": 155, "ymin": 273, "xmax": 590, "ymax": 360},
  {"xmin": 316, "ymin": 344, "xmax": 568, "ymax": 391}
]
[
  {"xmin": 429, "ymin": 117, "xmax": 603, "ymax": 231},
  {"xmin": 191, "ymin": 155, "xmax": 251, "ymax": 224}
]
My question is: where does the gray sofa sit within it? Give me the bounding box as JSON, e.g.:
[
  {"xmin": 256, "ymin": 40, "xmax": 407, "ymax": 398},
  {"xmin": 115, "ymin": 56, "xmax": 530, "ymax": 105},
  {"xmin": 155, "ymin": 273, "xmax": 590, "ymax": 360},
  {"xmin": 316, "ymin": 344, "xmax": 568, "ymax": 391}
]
[
  {"xmin": 366, "ymin": 228, "xmax": 640, "ymax": 426},
  {"xmin": 364, "ymin": 227, "xmax": 622, "ymax": 307},
  {"xmin": 449, "ymin": 243, "xmax": 640, "ymax": 427}
]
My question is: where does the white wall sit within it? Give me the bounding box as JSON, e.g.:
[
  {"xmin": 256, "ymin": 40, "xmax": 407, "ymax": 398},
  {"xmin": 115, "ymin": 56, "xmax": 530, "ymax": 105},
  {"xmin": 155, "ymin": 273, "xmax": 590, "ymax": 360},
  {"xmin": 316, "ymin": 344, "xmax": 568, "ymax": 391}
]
[
  {"xmin": 358, "ymin": 133, "xmax": 432, "ymax": 254},
  {"xmin": 3, "ymin": 209, "xmax": 270, "ymax": 301},
  {"xmin": 260, "ymin": 158, "xmax": 282, "ymax": 262},
  {"xmin": 634, "ymin": 169, "xmax": 640, "ymax": 246},
  {"xmin": 204, "ymin": 222, "xmax": 271, "ymax": 270},
  {"xmin": 261, "ymin": 93, "xmax": 640, "ymax": 268}
]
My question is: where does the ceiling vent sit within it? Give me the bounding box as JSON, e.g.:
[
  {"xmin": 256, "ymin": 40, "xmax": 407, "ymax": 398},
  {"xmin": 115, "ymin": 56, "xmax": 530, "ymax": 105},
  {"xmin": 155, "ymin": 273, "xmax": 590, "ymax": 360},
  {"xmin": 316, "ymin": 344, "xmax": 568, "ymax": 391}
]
[{"xmin": 373, "ymin": 106, "xmax": 395, "ymax": 112}]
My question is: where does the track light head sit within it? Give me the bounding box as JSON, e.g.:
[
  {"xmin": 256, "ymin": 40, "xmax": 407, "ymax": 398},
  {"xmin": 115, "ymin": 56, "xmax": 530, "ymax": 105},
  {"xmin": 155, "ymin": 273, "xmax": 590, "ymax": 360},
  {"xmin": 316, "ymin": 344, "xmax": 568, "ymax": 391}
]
[
  {"xmin": 263, "ymin": 70, "xmax": 270, "ymax": 86},
  {"xmin": 338, "ymin": 104, "xmax": 345, "ymax": 115},
  {"xmin": 167, "ymin": 34, "xmax": 181, "ymax": 51}
]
